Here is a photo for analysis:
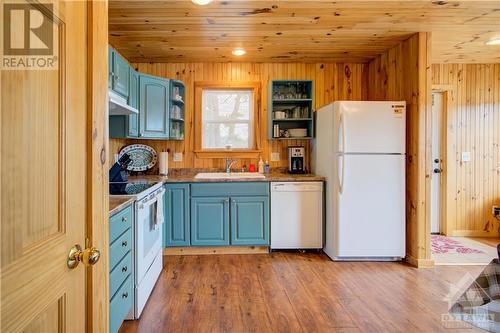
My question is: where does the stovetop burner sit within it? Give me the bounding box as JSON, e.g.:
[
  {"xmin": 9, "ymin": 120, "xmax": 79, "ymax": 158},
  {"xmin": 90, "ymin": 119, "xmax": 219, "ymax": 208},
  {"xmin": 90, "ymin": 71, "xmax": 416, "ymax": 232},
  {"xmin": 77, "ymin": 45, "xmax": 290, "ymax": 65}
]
[{"xmin": 109, "ymin": 182, "xmax": 157, "ymax": 195}]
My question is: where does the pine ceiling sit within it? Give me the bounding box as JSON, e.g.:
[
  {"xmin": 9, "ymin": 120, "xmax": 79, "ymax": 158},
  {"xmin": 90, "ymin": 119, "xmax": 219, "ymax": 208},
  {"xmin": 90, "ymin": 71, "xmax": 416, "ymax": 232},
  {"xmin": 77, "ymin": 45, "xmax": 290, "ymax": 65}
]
[{"xmin": 109, "ymin": 1, "xmax": 500, "ymax": 63}]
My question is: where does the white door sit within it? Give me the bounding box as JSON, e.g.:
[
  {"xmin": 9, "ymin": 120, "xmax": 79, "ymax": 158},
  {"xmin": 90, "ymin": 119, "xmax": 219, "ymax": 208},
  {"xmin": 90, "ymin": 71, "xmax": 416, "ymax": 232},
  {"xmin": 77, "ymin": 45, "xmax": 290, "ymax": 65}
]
[
  {"xmin": 335, "ymin": 101, "xmax": 406, "ymax": 154},
  {"xmin": 431, "ymin": 92, "xmax": 444, "ymax": 233},
  {"xmin": 336, "ymin": 154, "xmax": 405, "ymax": 257}
]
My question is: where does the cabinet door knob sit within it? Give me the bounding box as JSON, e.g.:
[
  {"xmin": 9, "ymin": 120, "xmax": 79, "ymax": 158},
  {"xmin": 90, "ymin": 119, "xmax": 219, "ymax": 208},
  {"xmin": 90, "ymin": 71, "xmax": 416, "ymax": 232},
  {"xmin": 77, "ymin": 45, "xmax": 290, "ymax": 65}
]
[
  {"xmin": 122, "ymin": 292, "xmax": 128, "ymax": 299},
  {"xmin": 122, "ymin": 241, "xmax": 128, "ymax": 247},
  {"xmin": 122, "ymin": 266, "xmax": 128, "ymax": 272},
  {"xmin": 122, "ymin": 216, "xmax": 127, "ymax": 222}
]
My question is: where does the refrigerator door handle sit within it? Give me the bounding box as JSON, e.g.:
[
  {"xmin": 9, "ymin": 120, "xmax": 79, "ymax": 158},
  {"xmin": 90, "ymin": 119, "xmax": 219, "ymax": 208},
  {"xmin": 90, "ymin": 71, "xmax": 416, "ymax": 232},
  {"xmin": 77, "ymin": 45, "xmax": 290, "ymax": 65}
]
[
  {"xmin": 338, "ymin": 113, "xmax": 345, "ymax": 154},
  {"xmin": 338, "ymin": 154, "xmax": 345, "ymax": 194}
]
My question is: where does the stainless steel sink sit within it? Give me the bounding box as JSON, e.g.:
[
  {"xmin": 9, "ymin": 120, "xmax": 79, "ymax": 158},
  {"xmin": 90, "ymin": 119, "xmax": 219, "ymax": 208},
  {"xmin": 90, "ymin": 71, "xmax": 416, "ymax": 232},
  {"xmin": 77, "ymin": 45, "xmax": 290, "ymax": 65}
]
[{"xmin": 194, "ymin": 172, "xmax": 266, "ymax": 180}]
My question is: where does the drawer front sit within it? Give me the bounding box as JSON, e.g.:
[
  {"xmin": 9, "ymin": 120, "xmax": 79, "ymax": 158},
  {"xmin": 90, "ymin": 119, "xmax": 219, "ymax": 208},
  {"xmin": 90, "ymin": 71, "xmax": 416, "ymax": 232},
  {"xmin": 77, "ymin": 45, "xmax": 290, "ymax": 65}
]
[
  {"xmin": 110, "ymin": 205, "xmax": 133, "ymax": 242},
  {"xmin": 110, "ymin": 228, "xmax": 132, "ymax": 271},
  {"xmin": 191, "ymin": 182, "xmax": 269, "ymax": 197},
  {"xmin": 110, "ymin": 252, "xmax": 132, "ymax": 299},
  {"xmin": 110, "ymin": 275, "xmax": 133, "ymax": 333}
]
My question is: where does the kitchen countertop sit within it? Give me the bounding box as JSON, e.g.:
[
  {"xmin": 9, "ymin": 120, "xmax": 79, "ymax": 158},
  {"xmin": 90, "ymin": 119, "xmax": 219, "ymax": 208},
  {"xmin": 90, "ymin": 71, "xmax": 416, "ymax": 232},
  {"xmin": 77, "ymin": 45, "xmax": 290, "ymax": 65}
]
[
  {"xmin": 109, "ymin": 197, "xmax": 135, "ymax": 216},
  {"xmin": 126, "ymin": 169, "xmax": 325, "ymax": 184},
  {"xmin": 109, "ymin": 170, "xmax": 324, "ymax": 214}
]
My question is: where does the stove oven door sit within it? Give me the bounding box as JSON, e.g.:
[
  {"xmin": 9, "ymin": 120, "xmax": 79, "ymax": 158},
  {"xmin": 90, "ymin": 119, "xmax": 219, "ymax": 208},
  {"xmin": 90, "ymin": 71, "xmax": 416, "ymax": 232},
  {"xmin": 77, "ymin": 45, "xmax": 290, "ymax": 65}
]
[{"xmin": 135, "ymin": 189, "xmax": 164, "ymax": 285}]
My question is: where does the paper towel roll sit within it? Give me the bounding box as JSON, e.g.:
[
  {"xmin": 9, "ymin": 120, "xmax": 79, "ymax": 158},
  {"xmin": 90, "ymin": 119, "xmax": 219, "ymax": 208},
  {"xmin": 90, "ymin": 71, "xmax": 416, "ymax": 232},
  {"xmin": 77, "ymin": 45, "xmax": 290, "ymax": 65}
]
[{"xmin": 159, "ymin": 151, "xmax": 169, "ymax": 175}]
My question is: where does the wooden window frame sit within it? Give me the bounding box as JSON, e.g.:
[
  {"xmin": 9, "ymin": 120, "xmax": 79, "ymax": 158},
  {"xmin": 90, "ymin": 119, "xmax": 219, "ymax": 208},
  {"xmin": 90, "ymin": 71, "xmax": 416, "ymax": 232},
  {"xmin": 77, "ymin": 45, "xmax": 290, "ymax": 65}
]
[{"xmin": 194, "ymin": 81, "xmax": 262, "ymax": 159}]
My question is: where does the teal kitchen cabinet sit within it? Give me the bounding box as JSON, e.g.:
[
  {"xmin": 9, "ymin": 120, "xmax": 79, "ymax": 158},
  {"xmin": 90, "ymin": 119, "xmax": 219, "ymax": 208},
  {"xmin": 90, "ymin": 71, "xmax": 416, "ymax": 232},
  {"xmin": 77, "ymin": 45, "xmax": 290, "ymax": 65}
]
[
  {"xmin": 191, "ymin": 197, "xmax": 230, "ymax": 246},
  {"xmin": 230, "ymin": 196, "xmax": 269, "ymax": 245},
  {"xmin": 108, "ymin": 46, "xmax": 113, "ymax": 89},
  {"xmin": 110, "ymin": 47, "xmax": 130, "ymax": 99},
  {"xmin": 164, "ymin": 184, "xmax": 190, "ymax": 247},
  {"xmin": 109, "ymin": 204, "xmax": 134, "ymax": 333},
  {"xmin": 139, "ymin": 74, "xmax": 170, "ymax": 139},
  {"xmin": 127, "ymin": 69, "xmax": 139, "ymax": 137},
  {"xmin": 189, "ymin": 183, "xmax": 270, "ymax": 247},
  {"xmin": 109, "ymin": 68, "xmax": 139, "ymax": 139}
]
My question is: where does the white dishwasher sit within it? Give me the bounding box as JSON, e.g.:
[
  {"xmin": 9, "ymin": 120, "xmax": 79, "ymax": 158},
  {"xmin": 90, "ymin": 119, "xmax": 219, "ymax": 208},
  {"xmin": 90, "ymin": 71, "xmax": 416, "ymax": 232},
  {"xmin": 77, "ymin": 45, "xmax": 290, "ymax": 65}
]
[{"xmin": 271, "ymin": 182, "xmax": 323, "ymax": 249}]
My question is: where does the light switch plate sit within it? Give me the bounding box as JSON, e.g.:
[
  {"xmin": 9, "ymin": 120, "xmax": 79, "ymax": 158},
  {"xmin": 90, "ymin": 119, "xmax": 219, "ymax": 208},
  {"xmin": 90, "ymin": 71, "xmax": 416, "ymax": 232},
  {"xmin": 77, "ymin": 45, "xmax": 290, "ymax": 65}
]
[
  {"xmin": 271, "ymin": 152, "xmax": 280, "ymax": 162},
  {"xmin": 173, "ymin": 152, "xmax": 183, "ymax": 162},
  {"xmin": 461, "ymin": 152, "xmax": 471, "ymax": 162}
]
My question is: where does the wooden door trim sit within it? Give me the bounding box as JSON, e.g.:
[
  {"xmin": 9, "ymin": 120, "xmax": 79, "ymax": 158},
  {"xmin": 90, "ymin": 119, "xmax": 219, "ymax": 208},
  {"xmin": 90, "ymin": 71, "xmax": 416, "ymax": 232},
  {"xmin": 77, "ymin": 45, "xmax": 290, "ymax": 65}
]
[
  {"xmin": 86, "ymin": 1, "xmax": 109, "ymax": 332},
  {"xmin": 431, "ymin": 85, "xmax": 453, "ymax": 236}
]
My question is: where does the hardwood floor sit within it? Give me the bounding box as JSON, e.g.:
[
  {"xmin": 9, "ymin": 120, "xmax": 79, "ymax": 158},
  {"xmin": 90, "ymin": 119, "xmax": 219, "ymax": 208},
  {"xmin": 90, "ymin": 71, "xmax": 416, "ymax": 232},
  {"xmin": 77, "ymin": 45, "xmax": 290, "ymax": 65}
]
[{"xmin": 120, "ymin": 252, "xmax": 487, "ymax": 333}]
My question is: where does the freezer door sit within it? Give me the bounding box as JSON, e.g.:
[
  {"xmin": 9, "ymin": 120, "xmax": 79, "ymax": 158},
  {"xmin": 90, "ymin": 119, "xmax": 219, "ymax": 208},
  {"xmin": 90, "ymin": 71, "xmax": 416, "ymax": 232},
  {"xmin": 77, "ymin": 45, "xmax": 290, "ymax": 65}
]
[
  {"xmin": 335, "ymin": 154, "xmax": 405, "ymax": 257},
  {"xmin": 336, "ymin": 101, "xmax": 406, "ymax": 154}
]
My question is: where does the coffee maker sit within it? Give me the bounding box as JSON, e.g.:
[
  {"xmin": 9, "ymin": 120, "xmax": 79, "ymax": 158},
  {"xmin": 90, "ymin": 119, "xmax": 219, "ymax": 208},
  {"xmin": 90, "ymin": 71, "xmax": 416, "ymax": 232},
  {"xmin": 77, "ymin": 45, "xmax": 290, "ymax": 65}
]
[{"xmin": 288, "ymin": 146, "xmax": 306, "ymax": 174}]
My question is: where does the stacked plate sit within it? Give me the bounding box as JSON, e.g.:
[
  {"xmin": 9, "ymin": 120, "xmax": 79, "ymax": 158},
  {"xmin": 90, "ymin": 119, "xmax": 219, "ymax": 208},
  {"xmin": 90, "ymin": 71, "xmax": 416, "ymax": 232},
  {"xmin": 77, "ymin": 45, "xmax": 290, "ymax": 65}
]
[{"xmin": 288, "ymin": 128, "xmax": 308, "ymax": 137}]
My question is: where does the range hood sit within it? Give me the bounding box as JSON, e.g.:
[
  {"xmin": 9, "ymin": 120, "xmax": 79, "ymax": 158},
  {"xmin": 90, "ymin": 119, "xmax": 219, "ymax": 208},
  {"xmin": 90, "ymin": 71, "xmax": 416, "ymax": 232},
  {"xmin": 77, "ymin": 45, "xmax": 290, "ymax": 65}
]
[{"xmin": 109, "ymin": 90, "xmax": 138, "ymax": 115}]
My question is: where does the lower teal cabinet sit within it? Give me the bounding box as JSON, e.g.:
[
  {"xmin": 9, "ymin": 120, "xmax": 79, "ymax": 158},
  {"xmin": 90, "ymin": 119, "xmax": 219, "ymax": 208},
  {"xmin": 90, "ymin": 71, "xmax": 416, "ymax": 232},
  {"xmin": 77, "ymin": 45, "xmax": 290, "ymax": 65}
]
[
  {"xmin": 109, "ymin": 205, "xmax": 134, "ymax": 333},
  {"xmin": 110, "ymin": 275, "xmax": 133, "ymax": 333},
  {"xmin": 191, "ymin": 197, "xmax": 230, "ymax": 246},
  {"xmin": 164, "ymin": 184, "xmax": 190, "ymax": 247},
  {"xmin": 230, "ymin": 196, "xmax": 269, "ymax": 245}
]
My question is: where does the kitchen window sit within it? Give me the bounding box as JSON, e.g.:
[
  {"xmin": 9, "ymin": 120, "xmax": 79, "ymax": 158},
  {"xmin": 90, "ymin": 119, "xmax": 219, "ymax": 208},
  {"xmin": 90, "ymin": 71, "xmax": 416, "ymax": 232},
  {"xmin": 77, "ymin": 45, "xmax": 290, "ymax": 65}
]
[{"xmin": 194, "ymin": 82, "xmax": 261, "ymax": 158}]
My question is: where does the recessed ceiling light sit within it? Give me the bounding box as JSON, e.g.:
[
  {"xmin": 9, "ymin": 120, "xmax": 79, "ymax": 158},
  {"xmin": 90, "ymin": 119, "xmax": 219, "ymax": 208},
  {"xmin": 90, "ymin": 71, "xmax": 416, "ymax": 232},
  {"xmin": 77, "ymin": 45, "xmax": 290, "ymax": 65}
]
[
  {"xmin": 485, "ymin": 37, "xmax": 500, "ymax": 45},
  {"xmin": 191, "ymin": 0, "xmax": 213, "ymax": 5},
  {"xmin": 232, "ymin": 48, "xmax": 246, "ymax": 56}
]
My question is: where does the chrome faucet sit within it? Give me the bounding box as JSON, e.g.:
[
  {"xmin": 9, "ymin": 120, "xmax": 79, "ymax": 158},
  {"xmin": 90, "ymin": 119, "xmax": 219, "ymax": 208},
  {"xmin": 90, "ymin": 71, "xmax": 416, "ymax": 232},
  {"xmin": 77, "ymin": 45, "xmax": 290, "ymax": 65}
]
[{"xmin": 225, "ymin": 158, "xmax": 238, "ymax": 173}]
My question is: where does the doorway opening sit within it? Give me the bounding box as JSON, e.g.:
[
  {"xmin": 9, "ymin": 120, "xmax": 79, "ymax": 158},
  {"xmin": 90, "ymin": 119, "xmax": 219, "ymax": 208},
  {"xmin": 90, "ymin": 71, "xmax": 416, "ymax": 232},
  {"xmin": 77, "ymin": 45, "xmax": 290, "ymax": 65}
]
[{"xmin": 430, "ymin": 91, "xmax": 445, "ymax": 235}]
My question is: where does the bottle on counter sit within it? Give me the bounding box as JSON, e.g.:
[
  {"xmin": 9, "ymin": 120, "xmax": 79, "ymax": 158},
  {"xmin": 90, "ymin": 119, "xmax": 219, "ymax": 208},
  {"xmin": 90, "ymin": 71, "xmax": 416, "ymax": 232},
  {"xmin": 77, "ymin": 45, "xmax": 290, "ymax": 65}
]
[
  {"xmin": 264, "ymin": 160, "xmax": 270, "ymax": 174},
  {"xmin": 258, "ymin": 156, "xmax": 264, "ymax": 174}
]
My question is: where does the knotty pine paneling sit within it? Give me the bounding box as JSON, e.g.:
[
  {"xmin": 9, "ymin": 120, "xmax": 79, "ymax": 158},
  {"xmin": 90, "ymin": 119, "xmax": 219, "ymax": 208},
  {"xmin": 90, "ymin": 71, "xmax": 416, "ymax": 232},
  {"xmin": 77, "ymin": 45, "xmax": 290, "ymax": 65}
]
[
  {"xmin": 432, "ymin": 64, "xmax": 500, "ymax": 237},
  {"xmin": 367, "ymin": 33, "xmax": 433, "ymax": 266},
  {"xmin": 110, "ymin": 62, "xmax": 367, "ymax": 172}
]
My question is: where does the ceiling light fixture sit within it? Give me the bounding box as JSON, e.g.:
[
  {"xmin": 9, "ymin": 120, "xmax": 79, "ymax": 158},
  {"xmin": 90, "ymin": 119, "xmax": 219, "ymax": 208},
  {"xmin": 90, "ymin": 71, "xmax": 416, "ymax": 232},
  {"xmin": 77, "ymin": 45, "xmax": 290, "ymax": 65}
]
[
  {"xmin": 485, "ymin": 37, "xmax": 500, "ymax": 45},
  {"xmin": 232, "ymin": 48, "xmax": 246, "ymax": 56},
  {"xmin": 191, "ymin": 0, "xmax": 213, "ymax": 5}
]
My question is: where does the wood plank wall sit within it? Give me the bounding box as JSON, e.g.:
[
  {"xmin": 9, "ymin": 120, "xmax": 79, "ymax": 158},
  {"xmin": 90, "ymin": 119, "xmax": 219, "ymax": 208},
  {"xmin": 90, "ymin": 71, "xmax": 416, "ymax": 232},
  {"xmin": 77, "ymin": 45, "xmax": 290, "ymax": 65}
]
[
  {"xmin": 367, "ymin": 33, "xmax": 433, "ymax": 267},
  {"xmin": 109, "ymin": 63, "xmax": 367, "ymax": 172},
  {"xmin": 432, "ymin": 64, "xmax": 500, "ymax": 237}
]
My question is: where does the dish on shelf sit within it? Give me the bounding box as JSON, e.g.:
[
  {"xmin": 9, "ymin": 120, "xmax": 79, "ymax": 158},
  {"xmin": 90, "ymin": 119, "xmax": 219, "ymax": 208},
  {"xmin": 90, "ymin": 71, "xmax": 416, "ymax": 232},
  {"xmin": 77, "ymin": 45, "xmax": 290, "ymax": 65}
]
[
  {"xmin": 288, "ymin": 128, "xmax": 308, "ymax": 138},
  {"xmin": 274, "ymin": 111, "xmax": 286, "ymax": 119},
  {"xmin": 118, "ymin": 144, "xmax": 157, "ymax": 172}
]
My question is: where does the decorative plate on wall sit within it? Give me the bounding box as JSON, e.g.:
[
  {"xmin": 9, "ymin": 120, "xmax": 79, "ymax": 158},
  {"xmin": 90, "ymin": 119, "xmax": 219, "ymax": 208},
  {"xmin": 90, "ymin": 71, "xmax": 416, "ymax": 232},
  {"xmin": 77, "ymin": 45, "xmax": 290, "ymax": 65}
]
[{"xmin": 119, "ymin": 144, "xmax": 157, "ymax": 172}]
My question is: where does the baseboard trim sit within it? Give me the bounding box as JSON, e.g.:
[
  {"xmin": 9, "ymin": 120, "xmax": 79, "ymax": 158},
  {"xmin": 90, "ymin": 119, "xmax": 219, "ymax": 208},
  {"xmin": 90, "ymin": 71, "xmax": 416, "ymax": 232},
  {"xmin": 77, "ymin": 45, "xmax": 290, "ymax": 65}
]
[
  {"xmin": 163, "ymin": 246, "xmax": 269, "ymax": 256},
  {"xmin": 448, "ymin": 230, "xmax": 499, "ymax": 237},
  {"xmin": 406, "ymin": 255, "xmax": 435, "ymax": 268}
]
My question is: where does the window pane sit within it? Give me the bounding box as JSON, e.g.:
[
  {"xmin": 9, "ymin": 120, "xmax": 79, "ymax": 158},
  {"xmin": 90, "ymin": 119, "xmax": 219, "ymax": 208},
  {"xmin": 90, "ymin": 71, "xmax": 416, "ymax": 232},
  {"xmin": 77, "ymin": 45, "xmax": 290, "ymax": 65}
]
[
  {"xmin": 203, "ymin": 123, "xmax": 251, "ymax": 149},
  {"xmin": 201, "ymin": 89, "xmax": 253, "ymax": 149}
]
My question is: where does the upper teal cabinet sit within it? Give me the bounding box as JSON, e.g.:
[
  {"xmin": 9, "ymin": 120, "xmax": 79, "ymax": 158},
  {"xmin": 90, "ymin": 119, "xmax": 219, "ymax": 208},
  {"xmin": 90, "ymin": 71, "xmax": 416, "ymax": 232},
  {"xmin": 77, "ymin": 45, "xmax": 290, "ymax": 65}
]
[
  {"xmin": 164, "ymin": 184, "xmax": 190, "ymax": 247},
  {"xmin": 108, "ymin": 45, "xmax": 185, "ymax": 141},
  {"xmin": 109, "ymin": 46, "xmax": 130, "ymax": 99},
  {"xmin": 127, "ymin": 69, "xmax": 139, "ymax": 137},
  {"xmin": 268, "ymin": 80, "xmax": 314, "ymax": 140},
  {"xmin": 169, "ymin": 80, "xmax": 185, "ymax": 140},
  {"xmin": 139, "ymin": 74, "xmax": 170, "ymax": 139}
]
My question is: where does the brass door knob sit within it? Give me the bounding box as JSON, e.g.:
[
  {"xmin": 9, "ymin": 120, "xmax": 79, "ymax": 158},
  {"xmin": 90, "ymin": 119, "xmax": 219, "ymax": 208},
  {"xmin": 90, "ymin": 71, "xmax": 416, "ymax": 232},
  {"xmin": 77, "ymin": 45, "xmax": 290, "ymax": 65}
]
[{"xmin": 67, "ymin": 244, "xmax": 101, "ymax": 269}]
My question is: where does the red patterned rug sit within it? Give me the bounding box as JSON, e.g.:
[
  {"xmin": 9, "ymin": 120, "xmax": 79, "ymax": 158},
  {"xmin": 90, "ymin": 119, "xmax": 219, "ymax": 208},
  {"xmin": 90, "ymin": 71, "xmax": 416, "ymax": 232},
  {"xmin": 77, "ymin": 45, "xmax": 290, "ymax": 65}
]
[
  {"xmin": 432, "ymin": 235, "xmax": 484, "ymax": 254},
  {"xmin": 431, "ymin": 235, "xmax": 497, "ymax": 265}
]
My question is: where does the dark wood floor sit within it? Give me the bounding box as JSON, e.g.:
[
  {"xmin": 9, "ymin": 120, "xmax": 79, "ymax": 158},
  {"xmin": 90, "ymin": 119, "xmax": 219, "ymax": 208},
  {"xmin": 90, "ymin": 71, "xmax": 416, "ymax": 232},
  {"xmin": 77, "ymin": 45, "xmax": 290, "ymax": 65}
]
[{"xmin": 120, "ymin": 252, "xmax": 487, "ymax": 333}]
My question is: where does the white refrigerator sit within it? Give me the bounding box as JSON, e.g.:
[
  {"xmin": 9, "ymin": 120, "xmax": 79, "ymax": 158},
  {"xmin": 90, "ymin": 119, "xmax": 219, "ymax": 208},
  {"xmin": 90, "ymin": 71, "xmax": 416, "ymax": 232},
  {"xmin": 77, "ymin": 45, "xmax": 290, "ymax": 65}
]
[{"xmin": 312, "ymin": 101, "xmax": 406, "ymax": 260}]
